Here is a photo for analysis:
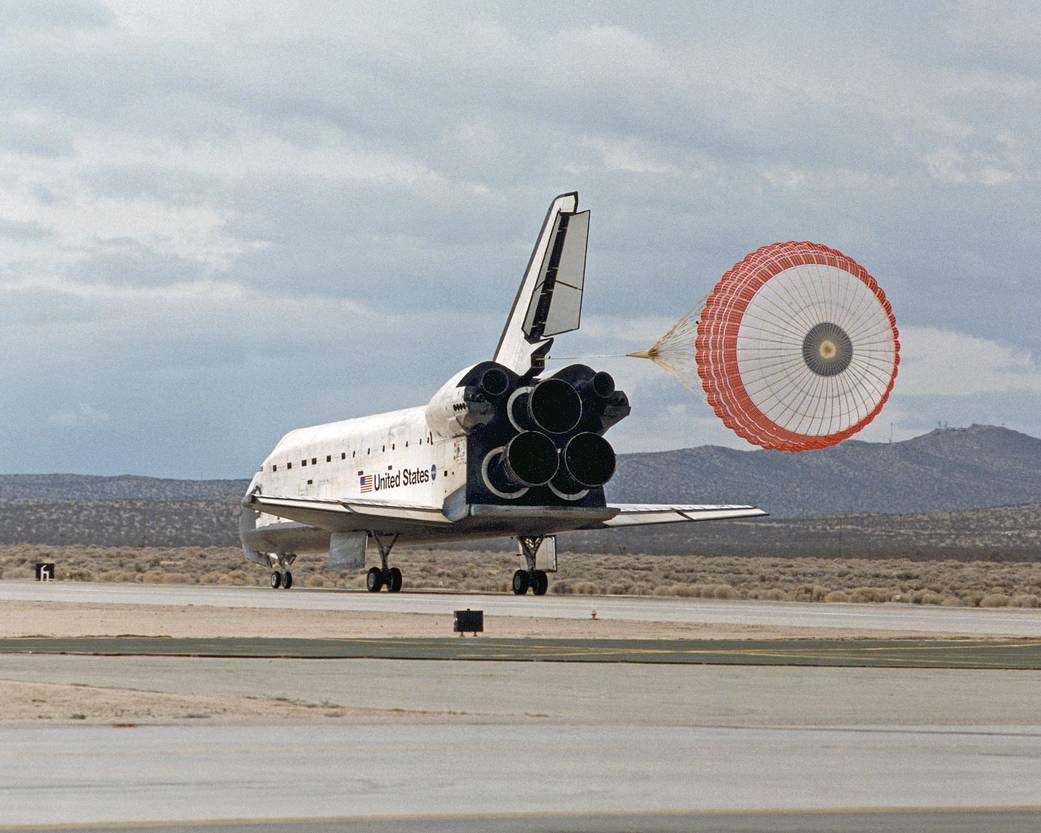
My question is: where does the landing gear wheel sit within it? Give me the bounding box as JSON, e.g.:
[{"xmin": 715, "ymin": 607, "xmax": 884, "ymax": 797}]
[
  {"xmin": 387, "ymin": 567, "xmax": 403, "ymax": 593},
  {"xmin": 512, "ymin": 569, "xmax": 530, "ymax": 595},
  {"xmin": 270, "ymin": 571, "xmax": 283, "ymax": 590},
  {"xmin": 532, "ymin": 570, "xmax": 549, "ymax": 596},
  {"xmin": 282, "ymin": 570, "xmax": 293, "ymax": 590},
  {"xmin": 366, "ymin": 566, "xmax": 384, "ymax": 593}
]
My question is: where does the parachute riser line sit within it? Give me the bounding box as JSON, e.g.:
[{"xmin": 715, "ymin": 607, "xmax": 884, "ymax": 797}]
[{"xmin": 546, "ymin": 354, "xmax": 628, "ymax": 360}]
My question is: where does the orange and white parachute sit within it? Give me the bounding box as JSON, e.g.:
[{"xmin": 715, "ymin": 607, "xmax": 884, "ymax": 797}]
[{"xmin": 631, "ymin": 241, "xmax": 900, "ymax": 451}]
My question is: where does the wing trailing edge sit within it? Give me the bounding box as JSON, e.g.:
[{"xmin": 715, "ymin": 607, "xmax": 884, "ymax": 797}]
[
  {"xmin": 249, "ymin": 493, "xmax": 452, "ymax": 531},
  {"xmin": 593, "ymin": 504, "xmax": 767, "ymax": 528}
]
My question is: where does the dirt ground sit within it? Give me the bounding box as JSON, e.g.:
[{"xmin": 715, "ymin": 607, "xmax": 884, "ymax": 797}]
[
  {"xmin": 0, "ymin": 678, "xmax": 472, "ymax": 723},
  {"xmin": 4, "ymin": 545, "xmax": 1041, "ymax": 607}
]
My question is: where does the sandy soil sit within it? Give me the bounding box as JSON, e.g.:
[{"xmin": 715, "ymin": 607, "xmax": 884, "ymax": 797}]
[
  {"xmin": 0, "ymin": 678, "xmax": 471, "ymax": 722},
  {"xmin": 0, "ymin": 599, "xmax": 963, "ymax": 641},
  {"xmin": 6, "ymin": 545, "xmax": 1041, "ymax": 606}
]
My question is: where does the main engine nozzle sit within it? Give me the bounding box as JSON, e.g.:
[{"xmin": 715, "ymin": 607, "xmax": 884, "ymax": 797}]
[
  {"xmin": 481, "ymin": 430, "xmax": 560, "ymax": 497},
  {"xmin": 559, "ymin": 432, "xmax": 616, "ymax": 488},
  {"xmin": 509, "ymin": 378, "xmax": 583, "ymax": 435}
]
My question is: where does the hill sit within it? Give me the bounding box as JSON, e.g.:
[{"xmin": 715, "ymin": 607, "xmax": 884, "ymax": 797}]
[
  {"xmin": 606, "ymin": 424, "xmax": 1041, "ymax": 517},
  {"xmin": 558, "ymin": 503, "xmax": 1041, "ymax": 561},
  {"xmin": 0, "ymin": 499, "xmax": 236, "ymax": 548},
  {"xmin": 0, "ymin": 475, "xmax": 246, "ymax": 501}
]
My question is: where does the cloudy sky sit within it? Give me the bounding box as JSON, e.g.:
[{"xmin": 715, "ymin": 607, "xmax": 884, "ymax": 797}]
[{"xmin": 2, "ymin": 1, "xmax": 1040, "ymax": 478}]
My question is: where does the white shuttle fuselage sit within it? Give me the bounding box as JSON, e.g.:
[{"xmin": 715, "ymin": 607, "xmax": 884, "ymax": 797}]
[{"xmin": 256, "ymin": 407, "xmax": 460, "ymax": 518}]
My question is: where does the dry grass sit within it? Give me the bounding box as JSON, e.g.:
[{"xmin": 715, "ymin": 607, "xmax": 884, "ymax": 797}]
[{"xmin": 3, "ymin": 544, "xmax": 1041, "ymax": 608}]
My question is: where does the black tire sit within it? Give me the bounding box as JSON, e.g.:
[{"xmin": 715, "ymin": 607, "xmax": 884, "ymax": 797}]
[
  {"xmin": 270, "ymin": 571, "xmax": 282, "ymax": 590},
  {"xmin": 366, "ymin": 566, "xmax": 384, "ymax": 592},
  {"xmin": 532, "ymin": 570, "xmax": 549, "ymax": 596},
  {"xmin": 388, "ymin": 567, "xmax": 403, "ymax": 593},
  {"xmin": 282, "ymin": 570, "xmax": 293, "ymax": 590},
  {"xmin": 512, "ymin": 569, "xmax": 530, "ymax": 595}
]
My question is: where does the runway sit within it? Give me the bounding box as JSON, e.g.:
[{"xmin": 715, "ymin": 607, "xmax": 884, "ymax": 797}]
[
  {"xmin": 5, "ymin": 809, "xmax": 1041, "ymax": 833},
  {"xmin": 5, "ymin": 582, "xmax": 1041, "ymax": 831},
  {"xmin": 4, "ymin": 655, "xmax": 1040, "ymax": 727},
  {"xmin": 1, "ymin": 722, "xmax": 1040, "ymax": 828},
  {"xmin": 5, "ymin": 580, "xmax": 1041, "ymax": 636},
  {"xmin": 4, "ymin": 635, "xmax": 1041, "ymax": 668}
]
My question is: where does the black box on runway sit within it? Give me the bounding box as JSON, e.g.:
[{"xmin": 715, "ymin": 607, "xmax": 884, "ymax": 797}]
[
  {"xmin": 454, "ymin": 609, "xmax": 484, "ymax": 635},
  {"xmin": 35, "ymin": 562, "xmax": 55, "ymax": 581}
]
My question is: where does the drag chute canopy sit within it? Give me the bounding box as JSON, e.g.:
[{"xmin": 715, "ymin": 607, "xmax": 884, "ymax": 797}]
[{"xmin": 695, "ymin": 241, "xmax": 899, "ymax": 451}]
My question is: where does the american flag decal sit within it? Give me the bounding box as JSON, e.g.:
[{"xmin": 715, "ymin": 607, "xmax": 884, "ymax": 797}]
[{"xmin": 359, "ymin": 473, "xmax": 374, "ymax": 493}]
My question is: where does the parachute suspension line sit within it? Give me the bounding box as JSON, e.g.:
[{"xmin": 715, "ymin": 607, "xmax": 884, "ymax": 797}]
[{"xmin": 626, "ymin": 303, "xmax": 704, "ymax": 392}]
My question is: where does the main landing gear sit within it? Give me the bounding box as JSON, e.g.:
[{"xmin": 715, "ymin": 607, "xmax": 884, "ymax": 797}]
[
  {"xmin": 269, "ymin": 553, "xmax": 296, "ymax": 590},
  {"xmin": 366, "ymin": 532, "xmax": 403, "ymax": 593},
  {"xmin": 512, "ymin": 536, "xmax": 549, "ymax": 596}
]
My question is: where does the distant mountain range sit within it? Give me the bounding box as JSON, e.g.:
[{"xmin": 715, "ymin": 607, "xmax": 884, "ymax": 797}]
[
  {"xmin": 560, "ymin": 503, "xmax": 1041, "ymax": 561},
  {"xmin": 1, "ymin": 425, "xmax": 1039, "ymax": 555},
  {"xmin": 607, "ymin": 424, "xmax": 1041, "ymax": 517},
  {"xmin": 0, "ymin": 474, "xmax": 246, "ymax": 502}
]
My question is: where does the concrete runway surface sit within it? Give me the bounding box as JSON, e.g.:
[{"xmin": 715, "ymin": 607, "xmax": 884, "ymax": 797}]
[
  {"xmin": 5, "ymin": 809, "xmax": 1041, "ymax": 833},
  {"xmin": 5, "ymin": 580, "xmax": 1041, "ymax": 636},
  {"xmin": 1, "ymin": 722, "xmax": 1040, "ymax": 829},
  {"xmin": 5, "ymin": 583, "xmax": 1041, "ymax": 831},
  {"xmin": 4, "ymin": 655, "xmax": 1041, "ymax": 727}
]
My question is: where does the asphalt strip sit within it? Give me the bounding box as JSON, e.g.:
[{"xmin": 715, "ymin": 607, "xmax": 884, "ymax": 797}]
[
  {"xmin": 3, "ymin": 807, "xmax": 1041, "ymax": 833},
  {"xmin": 2, "ymin": 636, "xmax": 1041, "ymax": 669}
]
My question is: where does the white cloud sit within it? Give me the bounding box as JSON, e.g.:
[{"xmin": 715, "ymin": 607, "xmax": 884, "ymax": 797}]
[
  {"xmin": 583, "ymin": 138, "xmax": 681, "ymax": 175},
  {"xmin": 924, "ymin": 146, "xmax": 1019, "ymax": 185},
  {"xmin": 0, "ymin": 171, "xmax": 259, "ymax": 275},
  {"xmin": 578, "ymin": 313, "xmax": 680, "ymax": 348},
  {"xmin": 760, "ymin": 167, "xmax": 809, "ymax": 190},
  {"xmin": 896, "ymin": 326, "xmax": 1041, "ymax": 396},
  {"xmin": 1, "ymin": 3, "xmax": 1041, "ymax": 474}
]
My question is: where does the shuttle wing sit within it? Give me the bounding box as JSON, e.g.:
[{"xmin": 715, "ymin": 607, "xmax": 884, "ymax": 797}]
[
  {"xmin": 249, "ymin": 494, "xmax": 764, "ymax": 534},
  {"xmin": 591, "ymin": 504, "xmax": 767, "ymax": 528},
  {"xmin": 248, "ymin": 493, "xmax": 452, "ymax": 532}
]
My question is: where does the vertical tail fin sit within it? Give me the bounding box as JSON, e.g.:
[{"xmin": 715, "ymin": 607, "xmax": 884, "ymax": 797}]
[{"xmin": 494, "ymin": 192, "xmax": 590, "ymax": 374}]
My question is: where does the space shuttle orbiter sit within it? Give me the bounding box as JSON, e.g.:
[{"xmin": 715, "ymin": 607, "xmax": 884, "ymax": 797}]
[{"xmin": 240, "ymin": 192, "xmax": 765, "ymax": 595}]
